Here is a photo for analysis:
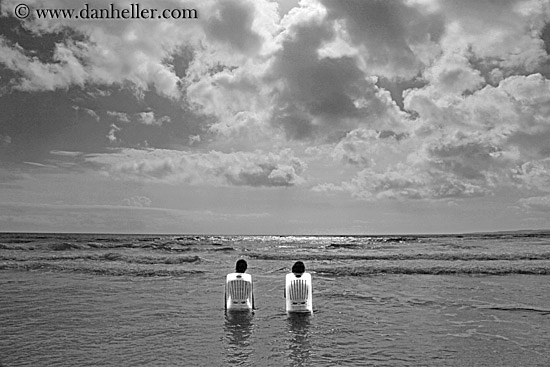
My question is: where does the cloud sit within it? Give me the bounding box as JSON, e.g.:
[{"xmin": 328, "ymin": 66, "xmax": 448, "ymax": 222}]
[
  {"xmin": 515, "ymin": 159, "xmax": 550, "ymax": 192},
  {"xmin": 136, "ymin": 111, "xmax": 171, "ymax": 126},
  {"xmin": 74, "ymin": 107, "xmax": 100, "ymax": 121},
  {"xmin": 1, "ymin": 0, "xmax": 207, "ymax": 98},
  {"xmin": 204, "ymin": 0, "xmax": 264, "ymax": 54},
  {"xmin": 107, "ymin": 111, "xmax": 131, "ymax": 123},
  {"xmin": 267, "ymin": 13, "xmax": 401, "ymax": 139},
  {"xmin": 0, "ymin": 134, "xmax": 11, "ymax": 147},
  {"xmin": 122, "ymin": 196, "xmax": 152, "ymax": 207},
  {"xmin": 519, "ymin": 195, "xmax": 550, "ymax": 212},
  {"xmin": 107, "ymin": 124, "xmax": 121, "ymax": 144},
  {"xmin": 86, "ymin": 148, "xmax": 307, "ymax": 187},
  {"xmin": 49, "ymin": 150, "xmax": 83, "ymax": 157},
  {"xmin": 318, "ymin": 164, "xmax": 491, "ymax": 201},
  {"xmin": 2, "ymin": 0, "xmax": 550, "ymax": 205},
  {"xmin": 323, "ymin": 71, "xmax": 550, "ymax": 200},
  {"xmin": 438, "ymin": 0, "xmax": 549, "ymax": 72},
  {"xmin": 331, "ymin": 128, "xmax": 407, "ymax": 167},
  {"xmin": 320, "ymin": 0, "xmax": 445, "ymax": 79},
  {"xmin": 188, "ymin": 135, "xmax": 201, "ymax": 146},
  {"xmin": 186, "ymin": 0, "xmax": 408, "ymax": 142},
  {"xmin": 423, "ymin": 51, "xmax": 485, "ymax": 94},
  {"xmin": 0, "ymin": 37, "xmax": 88, "ymax": 91},
  {"xmin": 106, "ymin": 111, "xmax": 171, "ymax": 126}
]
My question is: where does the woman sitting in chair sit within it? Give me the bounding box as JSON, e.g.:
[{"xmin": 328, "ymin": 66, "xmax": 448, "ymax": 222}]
[
  {"xmin": 225, "ymin": 259, "xmax": 254, "ymax": 311},
  {"xmin": 285, "ymin": 261, "xmax": 313, "ymax": 314}
]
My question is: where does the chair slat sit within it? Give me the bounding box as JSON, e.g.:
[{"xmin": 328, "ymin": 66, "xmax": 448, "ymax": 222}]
[
  {"xmin": 228, "ymin": 279, "xmax": 251, "ymax": 301},
  {"xmin": 289, "ymin": 279, "xmax": 308, "ymax": 302}
]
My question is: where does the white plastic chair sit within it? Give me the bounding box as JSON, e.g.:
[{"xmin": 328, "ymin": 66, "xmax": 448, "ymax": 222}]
[
  {"xmin": 225, "ymin": 273, "xmax": 254, "ymax": 311},
  {"xmin": 285, "ymin": 272, "xmax": 313, "ymax": 314}
]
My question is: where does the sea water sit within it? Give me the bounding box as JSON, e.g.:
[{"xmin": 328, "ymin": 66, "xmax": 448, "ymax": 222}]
[{"xmin": 1, "ymin": 232, "xmax": 550, "ymax": 366}]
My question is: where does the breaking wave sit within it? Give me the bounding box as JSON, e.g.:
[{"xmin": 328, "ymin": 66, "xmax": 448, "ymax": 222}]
[
  {"xmin": 0, "ymin": 262, "xmax": 204, "ymax": 277},
  {"xmin": 313, "ymin": 263, "xmax": 550, "ymax": 276},
  {"xmin": 247, "ymin": 252, "xmax": 550, "ymax": 261}
]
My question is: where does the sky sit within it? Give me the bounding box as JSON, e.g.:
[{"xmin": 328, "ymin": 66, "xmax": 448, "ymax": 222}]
[{"xmin": 1, "ymin": 0, "xmax": 550, "ymax": 235}]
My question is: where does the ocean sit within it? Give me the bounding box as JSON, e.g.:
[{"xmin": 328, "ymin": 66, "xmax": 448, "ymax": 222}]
[{"xmin": 1, "ymin": 232, "xmax": 550, "ymax": 366}]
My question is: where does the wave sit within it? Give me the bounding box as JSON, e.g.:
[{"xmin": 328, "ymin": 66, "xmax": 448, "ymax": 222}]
[
  {"xmin": 0, "ymin": 262, "xmax": 204, "ymax": 277},
  {"xmin": 478, "ymin": 305, "xmax": 550, "ymax": 315},
  {"xmin": 0, "ymin": 241, "xmax": 236, "ymax": 252},
  {"xmin": 0, "ymin": 253, "xmax": 202, "ymax": 265},
  {"xmin": 313, "ymin": 264, "xmax": 550, "ymax": 276},
  {"xmin": 247, "ymin": 252, "xmax": 550, "ymax": 261}
]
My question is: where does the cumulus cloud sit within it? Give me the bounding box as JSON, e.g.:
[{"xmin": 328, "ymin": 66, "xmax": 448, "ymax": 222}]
[
  {"xmin": 186, "ymin": 0, "xmax": 408, "ymax": 142},
  {"xmin": 107, "ymin": 111, "xmax": 131, "ymax": 123},
  {"xmin": 86, "ymin": 148, "xmax": 307, "ymax": 187},
  {"xmin": 267, "ymin": 11, "xmax": 404, "ymax": 139},
  {"xmin": 332, "ymin": 128, "xmax": 407, "ymax": 167},
  {"xmin": 515, "ymin": 159, "xmax": 550, "ymax": 192},
  {"xmin": 317, "ymin": 163, "xmax": 491, "ymax": 201},
  {"xmin": 0, "ymin": 37, "xmax": 87, "ymax": 91},
  {"xmin": 184, "ymin": 0, "xmax": 548, "ymax": 148},
  {"xmin": 207, "ymin": 0, "xmax": 548, "ymax": 145},
  {"xmin": 205, "ymin": 0, "xmax": 264, "ymax": 54},
  {"xmin": 423, "ymin": 51, "xmax": 485, "ymax": 94},
  {"xmin": 1, "ymin": 0, "xmax": 206, "ymax": 97},
  {"xmin": 106, "ymin": 111, "xmax": 171, "ymax": 126},
  {"xmin": 439, "ymin": 0, "xmax": 549, "ymax": 72},
  {"xmin": 320, "ymin": 0, "xmax": 445, "ymax": 79},
  {"xmin": 324, "ymin": 71, "xmax": 550, "ymax": 200},
  {"xmin": 2, "ymin": 0, "xmax": 550, "ymax": 205},
  {"xmin": 136, "ymin": 112, "xmax": 171, "ymax": 126}
]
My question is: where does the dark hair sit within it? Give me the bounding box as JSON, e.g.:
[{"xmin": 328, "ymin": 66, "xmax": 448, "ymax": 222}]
[
  {"xmin": 235, "ymin": 259, "xmax": 247, "ymax": 273},
  {"xmin": 291, "ymin": 261, "xmax": 305, "ymax": 274}
]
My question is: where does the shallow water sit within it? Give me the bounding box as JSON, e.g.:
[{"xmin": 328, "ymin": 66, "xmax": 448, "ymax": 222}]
[{"xmin": 1, "ymin": 232, "xmax": 550, "ymax": 366}]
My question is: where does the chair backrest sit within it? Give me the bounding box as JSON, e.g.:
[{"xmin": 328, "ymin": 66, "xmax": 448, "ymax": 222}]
[
  {"xmin": 285, "ymin": 272, "xmax": 313, "ymax": 313},
  {"xmin": 225, "ymin": 273, "xmax": 253, "ymax": 311}
]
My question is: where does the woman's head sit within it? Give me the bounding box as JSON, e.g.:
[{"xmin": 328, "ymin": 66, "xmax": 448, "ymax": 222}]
[
  {"xmin": 235, "ymin": 259, "xmax": 247, "ymax": 273},
  {"xmin": 291, "ymin": 261, "xmax": 305, "ymax": 274}
]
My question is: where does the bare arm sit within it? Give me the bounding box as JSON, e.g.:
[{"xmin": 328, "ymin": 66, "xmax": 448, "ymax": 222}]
[{"xmin": 252, "ymin": 281, "xmax": 255, "ymax": 310}]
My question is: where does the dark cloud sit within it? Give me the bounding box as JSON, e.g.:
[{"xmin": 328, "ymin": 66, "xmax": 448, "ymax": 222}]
[
  {"xmin": 169, "ymin": 46, "xmax": 195, "ymax": 79},
  {"xmin": 376, "ymin": 76, "xmax": 427, "ymax": 110},
  {"xmin": 0, "ymin": 16, "xmax": 86, "ymax": 64},
  {"xmin": 321, "ymin": 0, "xmax": 445, "ymax": 78},
  {"xmin": 205, "ymin": 0, "xmax": 263, "ymax": 54},
  {"xmin": 440, "ymin": 0, "xmax": 521, "ymax": 23},
  {"xmin": 542, "ymin": 23, "xmax": 550, "ymax": 55},
  {"xmin": 427, "ymin": 139, "xmax": 500, "ymax": 180},
  {"xmin": 267, "ymin": 15, "xmax": 392, "ymax": 140},
  {"xmin": 508, "ymin": 130, "xmax": 550, "ymax": 161}
]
